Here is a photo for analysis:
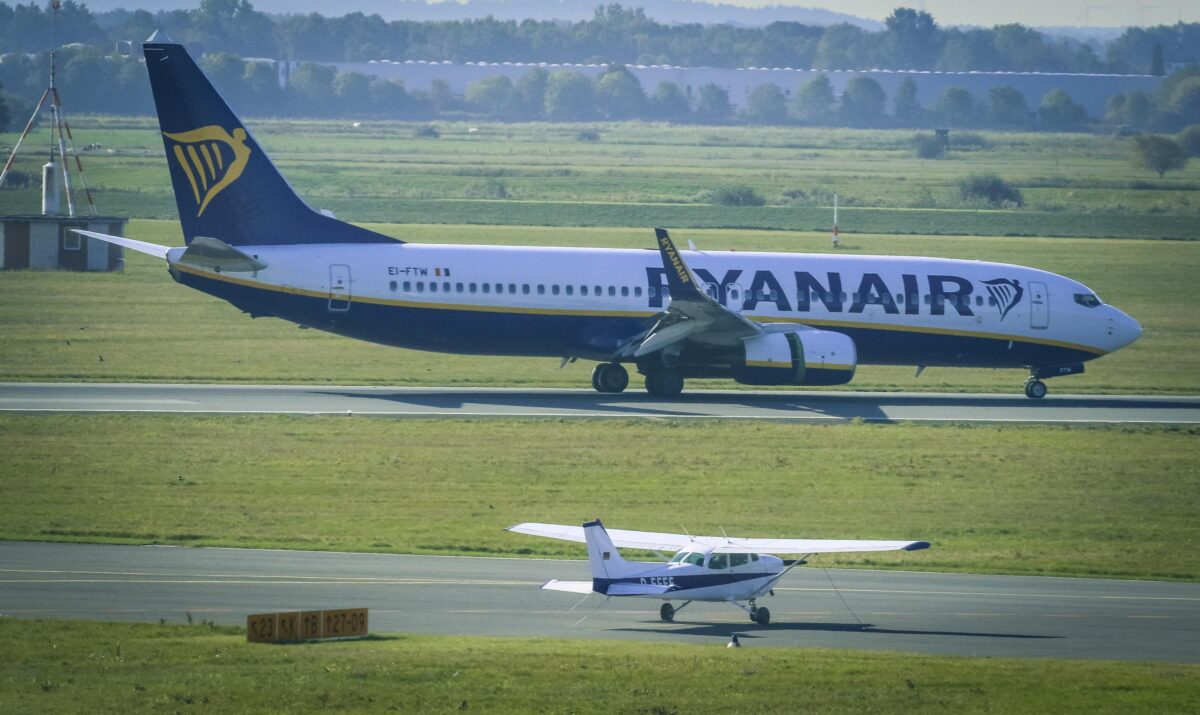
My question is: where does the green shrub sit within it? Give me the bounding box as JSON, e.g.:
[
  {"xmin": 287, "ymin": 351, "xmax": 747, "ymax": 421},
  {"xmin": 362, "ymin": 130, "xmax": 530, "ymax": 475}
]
[
  {"xmin": 708, "ymin": 184, "xmax": 766, "ymax": 206},
  {"xmin": 576, "ymin": 128, "xmax": 600, "ymax": 142},
  {"xmin": 1177, "ymin": 125, "xmax": 1200, "ymax": 157},
  {"xmin": 413, "ymin": 125, "xmax": 440, "ymax": 139},
  {"xmin": 951, "ymin": 132, "xmax": 991, "ymax": 150},
  {"xmin": 959, "ymin": 174, "xmax": 1023, "ymax": 207},
  {"xmin": 913, "ymin": 133, "xmax": 946, "ymax": 159}
]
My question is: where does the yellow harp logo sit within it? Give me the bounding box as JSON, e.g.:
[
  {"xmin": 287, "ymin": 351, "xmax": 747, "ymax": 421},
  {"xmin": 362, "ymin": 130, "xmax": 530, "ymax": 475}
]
[{"xmin": 163, "ymin": 126, "xmax": 252, "ymax": 217}]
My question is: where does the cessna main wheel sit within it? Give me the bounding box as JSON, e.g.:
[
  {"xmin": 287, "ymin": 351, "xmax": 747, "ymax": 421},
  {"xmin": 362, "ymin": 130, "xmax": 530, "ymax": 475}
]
[
  {"xmin": 591, "ymin": 363, "xmax": 629, "ymax": 393},
  {"xmin": 753, "ymin": 607, "xmax": 771, "ymax": 625},
  {"xmin": 660, "ymin": 603, "xmax": 675, "ymax": 622}
]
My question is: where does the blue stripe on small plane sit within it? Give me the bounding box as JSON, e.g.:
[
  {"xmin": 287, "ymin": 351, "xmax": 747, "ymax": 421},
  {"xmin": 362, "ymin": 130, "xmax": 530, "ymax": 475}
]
[{"xmin": 593, "ymin": 572, "xmax": 770, "ymax": 594}]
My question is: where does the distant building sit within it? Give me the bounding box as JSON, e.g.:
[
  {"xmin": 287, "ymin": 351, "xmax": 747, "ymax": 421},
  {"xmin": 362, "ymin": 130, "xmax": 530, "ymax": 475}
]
[
  {"xmin": 1, "ymin": 215, "xmax": 126, "ymax": 271},
  {"xmin": 304, "ymin": 60, "xmax": 1164, "ymax": 118}
]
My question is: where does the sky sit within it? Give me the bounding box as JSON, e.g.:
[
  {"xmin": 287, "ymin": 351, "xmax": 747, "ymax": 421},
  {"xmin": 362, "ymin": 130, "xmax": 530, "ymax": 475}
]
[{"xmin": 732, "ymin": 0, "xmax": 1198, "ymax": 27}]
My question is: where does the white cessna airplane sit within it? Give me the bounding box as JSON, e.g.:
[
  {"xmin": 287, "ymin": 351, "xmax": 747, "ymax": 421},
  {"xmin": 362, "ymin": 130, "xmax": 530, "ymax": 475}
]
[
  {"xmin": 78, "ymin": 37, "xmax": 1142, "ymax": 398},
  {"xmin": 508, "ymin": 520, "xmax": 930, "ymax": 624}
]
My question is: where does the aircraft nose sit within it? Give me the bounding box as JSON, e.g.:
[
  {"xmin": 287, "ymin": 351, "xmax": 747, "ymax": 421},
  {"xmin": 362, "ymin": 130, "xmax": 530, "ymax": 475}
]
[{"xmin": 1108, "ymin": 308, "xmax": 1142, "ymax": 351}]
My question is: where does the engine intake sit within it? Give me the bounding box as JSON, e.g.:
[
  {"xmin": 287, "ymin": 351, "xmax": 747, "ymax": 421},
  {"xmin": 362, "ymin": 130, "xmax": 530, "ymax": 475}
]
[{"xmin": 733, "ymin": 327, "xmax": 857, "ymax": 386}]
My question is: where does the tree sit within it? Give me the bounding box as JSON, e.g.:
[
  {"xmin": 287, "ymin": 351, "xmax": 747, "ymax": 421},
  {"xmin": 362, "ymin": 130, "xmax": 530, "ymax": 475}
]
[
  {"xmin": 1151, "ymin": 42, "xmax": 1165, "ymax": 77},
  {"xmin": 893, "ymin": 78, "xmax": 922, "ymax": 124},
  {"xmin": 694, "ymin": 83, "xmax": 732, "ymax": 122},
  {"xmin": 332, "ymin": 72, "xmax": 372, "ymax": 109},
  {"xmin": 368, "ymin": 78, "xmax": 409, "ymax": 116},
  {"xmin": 544, "ymin": 71, "xmax": 595, "ymax": 121},
  {"xmin": 0, "ymin": 81, "xmax": 8, "ymax": 133},
  {"xmin": 1038, "ymin": 89, "xmax": 1088, "ymax": 131},
  {"xmin": 986, "ymin": 85, "xmax": 1030, "ymax": 128},
  {"xmin": 650, "ymin": 81, "xmax": 690, "ymax": 123},
  {"xmin": 1132, "ymin": 135, "xmax": 1188, "ymax": 177},
  {"xmin": 934, "ymin": 86, "xmax": 976, "ymax": 127},
  {"xmin": 515, "ymin": 68, "xmax": 548, "ymax": 119},
  {"xmin": 201, "ymin": 52, "xmax": 248, "ymax": 107},
  {"xmin": 594, "ymin": 67, "xmax": 646, "ymax": 120},
  {"xmin": 743, "ymin": 83, "xmax": 788, "ymax": 124},
  {"xmin": 1178, "ymin": 125, "xmax": 1200, "ymax": 157},
  {"xmin": 429, "ymin": 79, "xmax": 458, "ymax": 113},
  {"xmin": 288, "ymin": 62, "xmax": 336, "ymax": 113},
  {"xmin": 1167, "ymin": 78, "xmax": 1200, "ymax": 125},
  {"xmin": 792, "ymin": 74, "xmax": 834, "ymax": 123},
  {"xmin": 466, "ymin": 75, "xmax": 520, "ymax": 119},
  {"xmin": 839, "ymin": 76, "xmax": 886, "ymax": 125},
  {"xmin": 883, "ymin": 7, "xmax": 940, "ymax": 69},
  {"xmin": 241, "ymin": 60, "xmax": 282, "ymax": 115}
]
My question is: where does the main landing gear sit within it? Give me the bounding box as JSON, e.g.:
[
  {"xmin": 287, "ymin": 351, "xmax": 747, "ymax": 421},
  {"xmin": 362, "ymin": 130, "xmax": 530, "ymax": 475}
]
[
  {"xmin": 731, "ymin": 598, "xmax": 771, "ymax": 625},
  {"xmin": 591, "ymin": 363, "xmax": 629, "ymax": 393},
  {"xmin": 644, "ymin": 368, "xmax": 684, "ymax": 398},
  {"xmin": 660, "ymin": 600, "xmax": 691, "ymax": 622},
  {"xmin": 1024, "ymin": 377, "xmax": 1048, "ymax": 400}
]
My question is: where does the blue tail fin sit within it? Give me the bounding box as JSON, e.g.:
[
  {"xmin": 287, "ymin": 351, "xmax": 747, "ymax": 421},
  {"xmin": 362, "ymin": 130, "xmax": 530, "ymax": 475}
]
[{"xmin": 142, "ymin": 40, "xmax": 398, "ymax": 247}]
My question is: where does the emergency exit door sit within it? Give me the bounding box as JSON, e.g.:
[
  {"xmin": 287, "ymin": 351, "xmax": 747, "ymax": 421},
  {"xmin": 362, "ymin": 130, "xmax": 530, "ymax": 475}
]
[{"xmin": 329, "ymin": 264, "xmax": 351, "ymax": 312}]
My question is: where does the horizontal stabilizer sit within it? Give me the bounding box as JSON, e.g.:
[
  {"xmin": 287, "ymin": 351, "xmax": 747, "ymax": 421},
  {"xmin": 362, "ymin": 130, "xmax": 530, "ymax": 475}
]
[
  {"xmin": 71, "ymin": 230, "xmax": 169, "ymax": 260},
  {"xmin": 607, "ymin": 582, "xmax": 672, "ymax": 596},
  {"xmin": 541, "ymin": 579, "xmax": 593, "ymax": 594}
]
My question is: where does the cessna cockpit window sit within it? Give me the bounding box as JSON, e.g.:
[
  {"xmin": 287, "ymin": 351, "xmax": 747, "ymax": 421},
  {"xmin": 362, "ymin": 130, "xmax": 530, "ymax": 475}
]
[{"xmin": 669, "ymin": 552, "xmax": 705, "ymax": 566}]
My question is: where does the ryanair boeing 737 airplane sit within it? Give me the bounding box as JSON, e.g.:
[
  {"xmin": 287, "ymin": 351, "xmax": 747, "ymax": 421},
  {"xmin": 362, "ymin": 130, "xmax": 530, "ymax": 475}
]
[{"xmin": 79, "ymin": 38, "xmax": 1142, "ymax": 399}]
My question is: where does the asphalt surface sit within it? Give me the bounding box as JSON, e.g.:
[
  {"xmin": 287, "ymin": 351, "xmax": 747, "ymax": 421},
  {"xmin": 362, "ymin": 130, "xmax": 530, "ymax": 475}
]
[
  {"xmin": 1, "ymin": 542, "xmax": 1197, "ymax": 662},
  {"xmin": 2, "ymin": 383, "xmax": 1199, "ymax": 424}
]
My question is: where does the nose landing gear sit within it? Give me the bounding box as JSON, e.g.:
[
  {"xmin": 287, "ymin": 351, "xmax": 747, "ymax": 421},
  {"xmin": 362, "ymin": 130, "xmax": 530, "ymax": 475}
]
[{"xmin": 591, "ymin": 363, "xmax": 629, "ymax": 393}]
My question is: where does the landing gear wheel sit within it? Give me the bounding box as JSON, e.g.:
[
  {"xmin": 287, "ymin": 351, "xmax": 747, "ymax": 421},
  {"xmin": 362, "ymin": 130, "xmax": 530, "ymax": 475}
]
[
  {"xmin": 660, "ymin": 603, "xmax": 675, "ymax": 622},
  {"xmin": 591, "ymin": 363, "xmax": 629, "ymax": 393},
  {"xmin": 644, "ymin": 369, "xmax": 684, "ymax": 398},
  {"xmin": 1024, "ymin": 379, "xmax": 1047, "ymax": 399},
  {"xmin": 754, "ymin": 607, "xmax": 771, "ymax": 625}
]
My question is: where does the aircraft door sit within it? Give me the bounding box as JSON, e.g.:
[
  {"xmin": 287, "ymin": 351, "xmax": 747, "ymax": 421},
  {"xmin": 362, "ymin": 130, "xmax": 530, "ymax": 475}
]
[
  {"xmin": 1029, "ymin": 281, "xmax": 1048, "ymax": 329},
  {"xmin": 329, "ymin": 264, "xmax": 351, "ymax": 312}
]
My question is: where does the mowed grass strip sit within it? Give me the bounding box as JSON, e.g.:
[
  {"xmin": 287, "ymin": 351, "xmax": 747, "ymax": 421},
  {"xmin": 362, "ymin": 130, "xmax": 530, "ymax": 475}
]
[
  {"xmin": 0, "ymin": 219, "xmax": 1196, "ymax": 394},
  {"xmin": 2, "ymin": 415, "xmax": 1197, "ymax": 581},
  {"xmin": 3, "ymin": 620, "xmax": 1198, "ymax": 714}
]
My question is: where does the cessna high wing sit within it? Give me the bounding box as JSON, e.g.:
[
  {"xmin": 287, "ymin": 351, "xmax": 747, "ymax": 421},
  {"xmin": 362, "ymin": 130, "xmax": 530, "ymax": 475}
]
[
  {"xmin": 77, "ymin": 38, "xmax": 1142, "ymax": 398},
  {"xmin": 508, "ymin": 520, "xmax": 930, "ymax": 624}
]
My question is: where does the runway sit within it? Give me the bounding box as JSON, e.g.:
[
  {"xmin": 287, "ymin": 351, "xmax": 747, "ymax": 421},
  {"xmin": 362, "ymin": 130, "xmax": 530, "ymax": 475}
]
[
  {"xmin": 2, "ymin": 383, "xmax": 1199, "ymax": 424},
  {"xmin": 1, "ymin": 542, "xmax": 1197, "ymax": 662}
]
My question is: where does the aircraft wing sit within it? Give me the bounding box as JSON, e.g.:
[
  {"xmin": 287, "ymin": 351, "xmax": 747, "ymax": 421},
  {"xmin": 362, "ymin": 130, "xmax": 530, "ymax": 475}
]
[
  {"xmin": 702, "ymin": 537, "xmax": 930, "ymax": 555},
  {"xmin": 619, "ymin": 229, "xmax": 760, "ymax": 359},
  {"xmin": 541, "ymin": 579, "xmax": 594, "ymax": 594},
  {"xmin": 507, "ymin": 522, "xmax": 693, "ymax": 552}
]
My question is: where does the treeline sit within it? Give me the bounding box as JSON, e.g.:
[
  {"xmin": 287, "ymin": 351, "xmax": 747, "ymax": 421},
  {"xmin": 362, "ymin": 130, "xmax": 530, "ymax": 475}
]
[
  {"xmin": 2, "ymin": 47, "xmax": 1199, "ymax": 133},
  {"xmin": 1, "ymin": 0, "xmax": 1199, "ymax": 73}
]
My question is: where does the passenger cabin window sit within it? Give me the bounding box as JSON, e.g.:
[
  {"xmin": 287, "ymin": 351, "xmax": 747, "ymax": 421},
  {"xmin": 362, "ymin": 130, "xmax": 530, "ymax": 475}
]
[
  {"xmin": 456, "ymin": 282, "xmax": 464, "ymax": 293},
  {"xmin": 1074, "ymin": 293, "xmax": 1101, "ymax": 308},
  {"xmin": 552, "ymin": 285, "xmax": 560, "ymax": 295},
  {"xmin": 416, "ymin": 281, "xmax": 425, "ymax": 292},
  {"xmin": 708, "ymin": 554, "xmax": 728, "ymax": 570},
  {"xmin": 621, "ymin": 286, "xmax": 629, "ymax": 297},
  {"xmin": 729, "ymin": 553, "xmax": 749, "ymax": 568},
  {"xmin": 608, "ymin": 286, "xmax": 616, "ymax": 297},
  {"xmin": 522, "ymin": 284, "xmax": 530, "ymax": 295},
  {"xmin": 565, "ymin": 285, "xmax": 574, "ymax": 296},
  {"xmin": 482, "ymin": 283, "xmax": 490, "ymax": 294},
  {"xmin": 634, "ymin": 287, "xmax": 643, "ymax": 297},
  {"xmin": 402, "ymin": 281, "xmax": 411, "ymax": 292},
  {"xmin": 469, "ymin": 283, "xmax": 477, "ymax": 293},
  {"xmin": 537, "ymin": 285, "xmax": 546, "ymax": 295},
  {"xmin": 581, "ymin": 285, "xmax": 589, "ymax": 296}
]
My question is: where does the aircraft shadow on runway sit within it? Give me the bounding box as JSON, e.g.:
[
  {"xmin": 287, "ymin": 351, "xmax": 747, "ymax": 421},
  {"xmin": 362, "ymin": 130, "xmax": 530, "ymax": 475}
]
[{"xmin": 613, "ymin": 621, "xmax": 1059, "ymax": 641}]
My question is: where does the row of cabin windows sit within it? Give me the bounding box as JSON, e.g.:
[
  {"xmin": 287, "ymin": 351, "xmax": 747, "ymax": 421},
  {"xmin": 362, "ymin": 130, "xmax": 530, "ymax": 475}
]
[
  {"xmin": 384, "ymin": 281, "xmax": 998, "ymax": 309},
  {"xmin": 669, "ymin": 551, "xmax": 761, "ymax": 569},
  {"xmin": 388, "ymin": 280, "xmax": 645, "ymax": 298}
]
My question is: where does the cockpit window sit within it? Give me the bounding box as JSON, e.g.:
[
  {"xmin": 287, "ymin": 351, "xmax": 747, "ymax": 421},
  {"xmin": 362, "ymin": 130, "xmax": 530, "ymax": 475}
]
[
  {"xmin": 1074, "ymin": 293, "xmax": 1101, "ymax": 308},
  {"xmin": 670, "ymin": 552, "xmax": 704, "ymax": 566}
]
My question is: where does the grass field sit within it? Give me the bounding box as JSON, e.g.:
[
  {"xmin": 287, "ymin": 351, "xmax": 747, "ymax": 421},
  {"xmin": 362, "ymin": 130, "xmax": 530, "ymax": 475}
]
[
  {"xmin": 2, "ymin": 119, "xmax": 1198, "ymax": 238},
  {"xmin": 2, "ymin": 414, "xmax": 1197, "ymax": 581},
  {"xmin": 3, "ymin": 620, "xmax": 1197, "ymax": 714},
  {"xmin": 1, "ymin": 218, "xmax": 1195, "ymax": 394}
]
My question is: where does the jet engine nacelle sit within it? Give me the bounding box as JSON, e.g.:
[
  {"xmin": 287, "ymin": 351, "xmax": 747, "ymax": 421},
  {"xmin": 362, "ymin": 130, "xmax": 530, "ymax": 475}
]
[{"xmin": 733, "ymin": 327, "xmax": 857, "ymax": 386}]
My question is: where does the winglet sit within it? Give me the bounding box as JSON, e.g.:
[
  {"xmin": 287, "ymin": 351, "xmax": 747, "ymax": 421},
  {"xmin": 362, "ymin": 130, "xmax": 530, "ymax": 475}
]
[
  {"xmin": 654, "ymin": 228, "xmax": 706, "ymax": 302},
  {"xmin": 903, "ymin": 541, "xmax": 931, "ymax": 551}
]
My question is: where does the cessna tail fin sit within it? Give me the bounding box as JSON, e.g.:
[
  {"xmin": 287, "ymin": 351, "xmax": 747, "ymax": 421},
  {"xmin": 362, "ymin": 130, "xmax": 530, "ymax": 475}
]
[
  {"xmin": 583, "ymin": 519, "xmax": 634, "ymax": 581},
  {"xmin": 142, "ymin": 39, "xmax": 397, "ymax": 248}
]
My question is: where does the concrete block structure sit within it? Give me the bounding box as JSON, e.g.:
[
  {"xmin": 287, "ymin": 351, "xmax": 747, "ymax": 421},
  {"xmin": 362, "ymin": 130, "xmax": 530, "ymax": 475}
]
[{"xmin": 1, "ymin": 215, "xmax": 126, "ymax": 271}]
